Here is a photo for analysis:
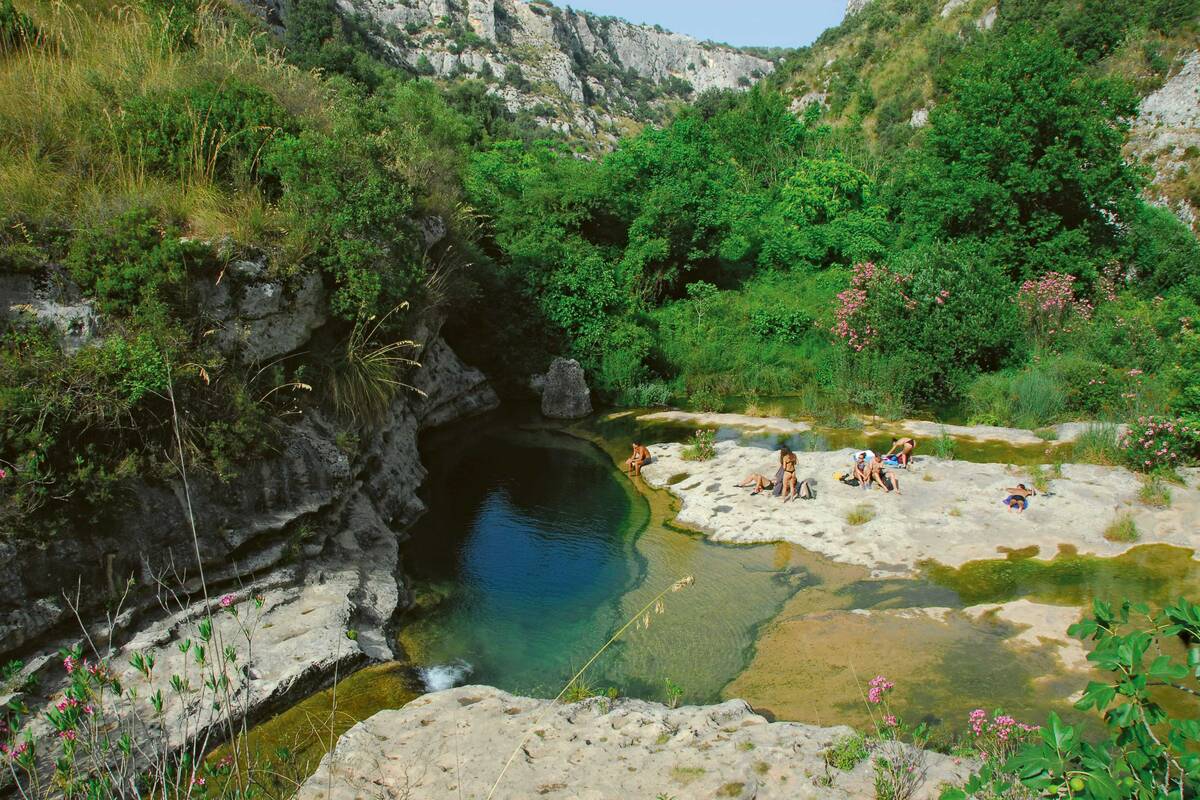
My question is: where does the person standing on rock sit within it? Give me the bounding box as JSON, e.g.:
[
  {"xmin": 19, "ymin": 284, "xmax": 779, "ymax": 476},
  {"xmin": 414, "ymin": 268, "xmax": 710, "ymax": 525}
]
[
  {"xmin": 625, "ymin": 442, "xmax": 652, "ymax": 477},
  {"xmin": 885, "ymin": 437, "xmax": 916, "ymax": 468},
  {"xmin": 772, "ymin": 446, "xmax": 793, "ymax": 498}
]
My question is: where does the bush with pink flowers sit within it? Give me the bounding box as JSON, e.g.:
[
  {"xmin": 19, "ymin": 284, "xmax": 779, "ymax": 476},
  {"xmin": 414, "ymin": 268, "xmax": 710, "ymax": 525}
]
[
  {"xmin": 1118, "ymin": 415, "xmax": 1200, "ymax": 473},
  {"xmin": 1016, "ymin": 271, "xmax": 1094, "ymax": 342}
]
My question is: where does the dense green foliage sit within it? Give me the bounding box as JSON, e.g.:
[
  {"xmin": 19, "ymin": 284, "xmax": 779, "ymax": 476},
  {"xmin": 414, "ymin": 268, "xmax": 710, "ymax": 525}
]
[
  {"xmin": 0, "ymin": 0, "xmax": 478, "ymax": 539},
  {"xmin": 4, "ymin": 0, "xmax": 1200, "ymax": 542},
  {"xmin": 944, "ymin": 598, "xmax": 1200, "ymax": 799},
  {"xmin": 458, "ymin": 15, "xmax": 1199, "ymax": 434}
]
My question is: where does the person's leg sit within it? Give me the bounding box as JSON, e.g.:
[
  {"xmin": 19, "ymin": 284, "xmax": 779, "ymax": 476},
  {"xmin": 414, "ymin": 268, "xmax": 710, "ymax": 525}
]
[{"xmin": 890, "ymin": 475, "xmax": 901, "ymax": 494}]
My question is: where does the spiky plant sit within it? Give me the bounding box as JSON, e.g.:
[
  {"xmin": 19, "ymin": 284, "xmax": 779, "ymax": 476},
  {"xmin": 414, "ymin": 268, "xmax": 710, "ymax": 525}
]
[{"xmin": 325, "ymin": 304, "xmax": 424, "ymax": 420}]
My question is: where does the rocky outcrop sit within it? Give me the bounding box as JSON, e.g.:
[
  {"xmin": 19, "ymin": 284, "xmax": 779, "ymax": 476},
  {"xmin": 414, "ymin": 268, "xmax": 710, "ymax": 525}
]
[
  {"xmin": 0, "ymin": 269, "xmax": 99, "ymax": 354},
  {"xmin": 297, "ymin": 685, "xmax": 972, "ymax": 799},
  {"xmin": 536, "ymin": 357, "xmax": 592, "ymax": 419},
  {"xmin": 194, "ymin": 257, "xmax": 328, "ymax": 363},
  {"xmin": 0, "ymin": 311, "xmax": 498, "ymax": 760},
  {"xmin": 638, "ymin": 438, "xmax": 1200, "ymax": 577},
  {"xmin": 1129, "ymin": 51, "xmax": 1200, "ymax": 232},
  {"xmin": 276, "ymin": 0, "xmax": 775, "ymax": 148},
  {"xmin": 846, "ymin": 0, "xmax": 875, "ymax": 16}
]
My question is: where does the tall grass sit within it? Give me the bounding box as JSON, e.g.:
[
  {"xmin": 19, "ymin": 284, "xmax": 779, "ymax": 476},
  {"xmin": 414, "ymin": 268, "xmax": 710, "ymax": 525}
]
[
  {"xmin": 965, "ymin": 368, "xmax": 1066, "ymax": 429},
  {"xmin": 1070, "ymin": 423, "xmax": 1122, "ymax": 466},
  {"xmin": 0, "ymin": 0, "xmax": 324, "ymax": 241}
]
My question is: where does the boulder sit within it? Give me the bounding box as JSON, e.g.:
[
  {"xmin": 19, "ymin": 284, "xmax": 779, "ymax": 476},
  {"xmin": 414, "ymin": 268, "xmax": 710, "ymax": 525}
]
[
  {"xmin": 537, "ymin": 357, "xmax": 592, "ymax": 419},
  {"xmin": 0, "ymin": 270, "xmax": 100, "ymax": 354}
]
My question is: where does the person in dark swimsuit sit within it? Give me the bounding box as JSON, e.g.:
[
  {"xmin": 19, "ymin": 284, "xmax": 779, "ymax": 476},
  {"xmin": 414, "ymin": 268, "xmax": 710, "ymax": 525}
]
[
  {"xmin": 781, "ymin": 450, "xmax": 799, "ymax": 501},
  {"xmin": 1004, "ymin": 483, "xmax": 1036, "ymax": 512},
  {"xmin": 885, "ymin": 437, "xmax": 916, "ymax": 468}
]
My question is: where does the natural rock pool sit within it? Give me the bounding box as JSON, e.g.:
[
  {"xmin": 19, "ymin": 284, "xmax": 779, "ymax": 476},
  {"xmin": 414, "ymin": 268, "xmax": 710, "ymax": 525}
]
[
  {"xmin": 394, "ymin": 410, "xmax": 1200, "ymax": 725},
  {"xmin": 242, "ymin": 408, "xmax": 1200, "ymax": 776}
]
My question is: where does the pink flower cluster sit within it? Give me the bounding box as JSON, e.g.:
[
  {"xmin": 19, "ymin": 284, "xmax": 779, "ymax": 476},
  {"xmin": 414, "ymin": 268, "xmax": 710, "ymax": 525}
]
[
  {"xmin": 1016, "ymin": 272, "xmax": 1094, "ymax": 339},
  {"xmin": 867, "ymin": 675, "xmax": 894, "ymax": 704},
  {"xmin": 219, "ymin": 594, "xmax": 234, "ymax": 608},
  {"xmin": 969, "ymin": 709, "xmax": 1038, "ymax": 741},
  {"xmin": 0, "ymin": 742, "xmax": 29, "ymax": 760},
  {"xmin": 831, "ymin": 262, "xmax": 911, "ymax": 352},
  {"xmin": 1119, "ymin": 416, "xmax": 1197, "ymax": 472}
]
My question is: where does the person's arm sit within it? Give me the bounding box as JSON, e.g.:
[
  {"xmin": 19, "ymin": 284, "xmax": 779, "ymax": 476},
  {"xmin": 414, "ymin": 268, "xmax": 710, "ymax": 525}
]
[{"xmin": 884, "ymin": 444, "xmax": 898, "ymax": 456}]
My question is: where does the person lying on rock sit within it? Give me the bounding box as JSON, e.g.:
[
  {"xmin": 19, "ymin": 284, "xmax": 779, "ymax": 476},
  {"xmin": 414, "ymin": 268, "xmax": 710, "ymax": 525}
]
[
  {"xmin": 1003, "ymin": 483, "xmax": 1036, "ymax": 512},
  {"xmin": 625, "ymin": 442, "xmax": 652, "ymax": 477},
  {"xmin": 868, "ymin": 458, "xmax": 901, "ymax": 494},
  {"xmin": 884, "ymin": 437, "xmax": 916, "ymax": 468},
  {"xmin": 735, "ymin": 473, "xmax": 775, "ymax": 495}
]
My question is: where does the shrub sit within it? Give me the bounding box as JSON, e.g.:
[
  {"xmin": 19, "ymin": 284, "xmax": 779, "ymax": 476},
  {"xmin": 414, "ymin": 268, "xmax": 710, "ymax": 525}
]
[
  {"xmin": 681, "ymin": 429, "xmax": 716, "ymax": 461},
  {"xmin": 846, "ymin": 504, "xmax": 876, "ymax": 526},
  {"xmin": 266, "ymin": 126, "xmax": 419, "ymax": 321},
  {"xmin": 1016, "ymin": 271, "xmax": 1094, "ymax": 342},
  {"xmin": 1137, "ymin": 477, "xmax": 1172, "ymax": 508},
  {"xmin": 931, "ymin": 428, "xmax": 956, "ymax": 460},
  {"xmin": 1103, "ymin": 513, "xmax": 1139, "ymax": 543},
  {"xmin": 1118, "ymin": 415, "xmax": 1199, "ymax": 472},
  {"xmin": 115, "ymin": 79, "xmax": 292, "ymax": 183},
  {"xmin": 65, "ymin": 209, "xmax": 212, "ymax": 314},
  {"xmin": 1070, "ymin": 423, "xmax": 1122, "ymax": 466},
  {"xmin": 824, "ymin": 731, "xmax": 870, "ymax": 770},
  {"xmin": 619, "ymin": 382, "xmax": 673, "ymax": 407},
  {"xmin": 945, "ymin": 598, "xmax": 1200, "ymax": 800},
  {"xmin": 0, "ymin": 0, "xmax": 37, "ymax": 53}
]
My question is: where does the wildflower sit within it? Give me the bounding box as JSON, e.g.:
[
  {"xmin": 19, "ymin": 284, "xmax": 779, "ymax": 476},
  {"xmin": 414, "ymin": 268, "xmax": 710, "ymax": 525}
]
[
  {"xmin": 58, "ymin": 730, "xmax": 77, "ymax": 741},
  {"xmin": 191, "ymin": 776, "xmax": 206, "ymax": 787},
  {"xmin": 63, "ymin": 656, "xmax": 77, "ymax": 674},
  {"xmin": 867, "ymin": 675, "xmax": 894, "ymax": 704},
  {"xmin": 0, "ymin": 468, "xmax": 6, "ymax": 479},
  {"xmin": 219, "ymin": 595, "xmax": 234, "ymax": 608},
  {"xmin": 883, "ymin": 714, "xmax": 898, "ymax": 727}
]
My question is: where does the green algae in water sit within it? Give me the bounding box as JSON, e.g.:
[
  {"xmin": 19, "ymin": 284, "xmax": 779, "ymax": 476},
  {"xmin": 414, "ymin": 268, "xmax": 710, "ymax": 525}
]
[
  {"xmin": 921, "ymin": 544, "xmax": 1200, "ymax": 606},
  {"xmin": 208, "ymin": 662, "xmax": 419, "ymax": 794}
]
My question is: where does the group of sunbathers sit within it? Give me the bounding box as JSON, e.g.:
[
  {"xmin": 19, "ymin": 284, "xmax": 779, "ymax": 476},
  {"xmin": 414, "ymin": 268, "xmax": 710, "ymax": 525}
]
[
  {"xmin": 734, "ymin": 445, "xmax": 815, "ymax": 502},
  {"xmin": 836, "ymin": 437, "xmax": 913, "ymax": 494},
  {"xmin": 627, "ymin": 432, "xmax": 1036, "ymax": 512}
]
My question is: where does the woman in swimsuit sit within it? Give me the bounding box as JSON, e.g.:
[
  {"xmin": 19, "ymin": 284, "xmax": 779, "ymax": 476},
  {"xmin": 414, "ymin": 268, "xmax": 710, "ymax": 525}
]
[
  {"xmin": 781, "ymin": 450, "xmax": 799, "ymax": 501},
  {"xmin": 885, "ymin": 437, "xmax": 916, "ymax": 468},
  {"xmin": 736, "ymin": 473, "xmax": 775, "ymax": 495}
]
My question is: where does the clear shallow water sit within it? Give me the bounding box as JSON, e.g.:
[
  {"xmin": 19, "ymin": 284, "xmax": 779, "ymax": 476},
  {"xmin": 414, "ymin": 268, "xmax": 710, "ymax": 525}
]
[{"xmin": 398, "ymin": 421, "xmax": 819, "ymax": 704}]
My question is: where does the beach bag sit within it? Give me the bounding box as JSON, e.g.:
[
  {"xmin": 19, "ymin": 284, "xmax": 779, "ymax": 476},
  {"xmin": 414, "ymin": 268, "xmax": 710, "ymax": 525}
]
[{"xmin": 798, "ymin": 478, "xmax": 816, "ymax": 500}]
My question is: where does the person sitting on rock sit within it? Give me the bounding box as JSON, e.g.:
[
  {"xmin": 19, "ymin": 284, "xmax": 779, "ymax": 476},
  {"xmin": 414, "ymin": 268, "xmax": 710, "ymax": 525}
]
[
  {"xmin": 625, "ymin": 442, "xmax": 652, "ymax": 477},
  {"xmin": 868, "ymin": 458, "xmax": 901, "ymax": 494},
  {"xmin": 735, "ymin": 473, "xmax": 774, "ymax": 495},
  {"xmin": 884, "ymin": 437, "xmax": 916, "ymax": 468},
  {"xmin": 852, "ymin": 450, "xmax": 875, "ymax": 488},
  {"xmin": 1003, "ymin": 483, "xmax": 1036, "ymax": 512}
]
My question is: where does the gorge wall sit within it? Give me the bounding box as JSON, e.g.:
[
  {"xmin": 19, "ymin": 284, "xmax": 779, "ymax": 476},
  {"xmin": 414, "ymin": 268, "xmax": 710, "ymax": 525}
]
[
  {"xmin": 247, "ymin": 0, "xmax": 774, "ymax": 146},
  {"xmin": 0, "ymin": 260, "xmax": 498, "ymax": 744}
]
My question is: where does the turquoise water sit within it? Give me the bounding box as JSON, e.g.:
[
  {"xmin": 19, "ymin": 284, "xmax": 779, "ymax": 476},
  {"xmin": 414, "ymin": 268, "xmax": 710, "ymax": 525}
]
[
  {"xmin": 399, "ymin": 420, "xmax": 816, "ymax": 704},
  {"xmin": 396, "ymin": 410, "xmax": 1200, "ymax": 726}
]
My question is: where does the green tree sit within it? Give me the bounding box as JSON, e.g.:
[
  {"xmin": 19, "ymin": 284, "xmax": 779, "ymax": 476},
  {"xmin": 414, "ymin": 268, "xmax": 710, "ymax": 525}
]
[{"xmin": 892, "ymin": 29, "xmax": 1141, "ymax": 284}]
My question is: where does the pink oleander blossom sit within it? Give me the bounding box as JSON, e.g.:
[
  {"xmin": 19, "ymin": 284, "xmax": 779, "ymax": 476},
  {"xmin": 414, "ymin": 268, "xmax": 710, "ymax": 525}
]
[{"xmin": 219, "ymin": 594, "xmax": 234, "ymax": 608}]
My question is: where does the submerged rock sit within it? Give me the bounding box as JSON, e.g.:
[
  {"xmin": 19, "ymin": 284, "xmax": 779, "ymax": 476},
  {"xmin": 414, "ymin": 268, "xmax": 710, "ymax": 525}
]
[
  {"xmin": 538, "ymin": 357, "xmax": 593, "ymax": 419},
  {"xmin": 297, "ymin": 685, "xmax": 971, "ymax": 799}
]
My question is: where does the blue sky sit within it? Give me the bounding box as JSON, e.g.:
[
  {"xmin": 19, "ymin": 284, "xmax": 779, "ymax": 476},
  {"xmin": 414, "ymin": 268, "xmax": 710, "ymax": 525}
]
[{"xmin": 561, "ymin": 1, "xmax": 848, "ymax": 48}]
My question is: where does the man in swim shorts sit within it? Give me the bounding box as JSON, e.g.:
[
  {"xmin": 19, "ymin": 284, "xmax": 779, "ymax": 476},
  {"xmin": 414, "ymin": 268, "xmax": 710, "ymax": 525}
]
[
  {"xmin": 1004, "ymin": 483, "xmax": 1036, "ymax": 512},
  {"xmin": 625, "ymin": 442, "xmax": 652, "ymax": 476}
]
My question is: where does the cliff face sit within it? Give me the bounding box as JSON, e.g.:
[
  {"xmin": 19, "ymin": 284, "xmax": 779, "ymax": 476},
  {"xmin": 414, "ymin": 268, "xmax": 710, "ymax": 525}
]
[
  {"xmin": 326, "ymin": 0, "xmax": 774, "ymax": 146},
  {"xmin": 0, "ymin": 275, "xmax": 498, "ymax": 743}
]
